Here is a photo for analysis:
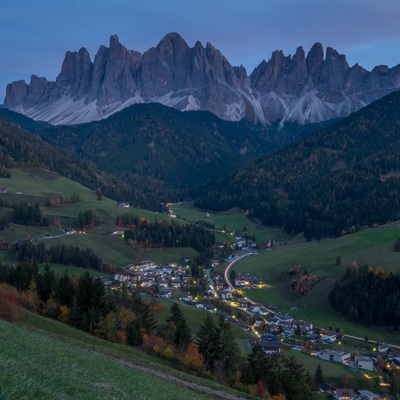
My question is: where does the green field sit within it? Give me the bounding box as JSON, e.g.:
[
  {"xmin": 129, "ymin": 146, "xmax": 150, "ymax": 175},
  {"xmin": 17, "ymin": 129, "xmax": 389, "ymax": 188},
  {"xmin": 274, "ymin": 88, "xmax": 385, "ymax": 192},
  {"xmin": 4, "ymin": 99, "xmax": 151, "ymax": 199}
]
[
  {"xmin": 0, "ymin": 312, "xmax": 255, "ymax": 400},
  {"xmin": 170, "ymin": 203, "xmax": 290, "ymax": 243},
  {"xmin": 227, "ymin": 226, "xmax": 400, "ymax": 344},
  {"xmin": 0, "ymin": 169, "xmax": 202, "ymax": 267},
  {"xmin": 38, "ymin": 262, "xmax": 105, "ymax": 277}
]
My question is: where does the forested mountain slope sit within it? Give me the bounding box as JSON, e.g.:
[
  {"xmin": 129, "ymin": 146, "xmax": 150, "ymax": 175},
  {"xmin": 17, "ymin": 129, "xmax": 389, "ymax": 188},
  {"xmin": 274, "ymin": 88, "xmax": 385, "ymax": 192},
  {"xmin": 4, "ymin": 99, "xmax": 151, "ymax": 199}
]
[
  {"xmin": 0, "ymin": 118, "xmax": 141, "ymax": 205},
  {"xmin": 194, "ymin": 91, "xmax": 400, "ymax": 238},
  {"xmin": 1, "ymin": 102, "xmax": 335, "ymax": 210}
]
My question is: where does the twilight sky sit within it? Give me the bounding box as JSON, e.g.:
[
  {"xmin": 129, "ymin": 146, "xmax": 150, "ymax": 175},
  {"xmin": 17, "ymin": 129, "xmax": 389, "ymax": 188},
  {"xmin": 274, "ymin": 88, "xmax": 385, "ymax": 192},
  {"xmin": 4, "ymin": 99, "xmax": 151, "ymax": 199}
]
[{"xmin": 1, "ymin": 0, "xmax": 400, "ymax": 104}]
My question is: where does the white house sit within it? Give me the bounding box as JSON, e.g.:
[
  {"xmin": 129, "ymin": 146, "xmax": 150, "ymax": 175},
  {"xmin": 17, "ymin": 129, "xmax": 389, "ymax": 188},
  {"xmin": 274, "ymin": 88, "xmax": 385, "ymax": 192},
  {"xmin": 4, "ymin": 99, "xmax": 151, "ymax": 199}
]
[
  {"xmin": 318, "ymin": 350, "xmax": 351, "ymax": 364},
  {"xmin": 354, "ymin": 356, "xmax": 374, "ymax": 371},
  {"xmin": 321, "ymin": 334, "xmax": 337, "ymax": 343},
  {"xmin": 220, "ymin": 288, "xmax": 234, "ymax": 300},
  {"xmin": 234, "ymin": 277, "xmax": 247, "ymax": 287}
]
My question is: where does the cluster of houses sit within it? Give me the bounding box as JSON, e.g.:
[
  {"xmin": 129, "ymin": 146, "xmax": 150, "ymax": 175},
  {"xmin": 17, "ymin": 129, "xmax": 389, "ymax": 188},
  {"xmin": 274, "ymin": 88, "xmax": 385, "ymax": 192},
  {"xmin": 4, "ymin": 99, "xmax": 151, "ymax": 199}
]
[
  {"xmin": 233, "ymin": 272, "xmax": 264, "ymax": 288},
  {"xmin": 231, "ymin": 236, "xmax": 258, "ymax": 251},
  {"xmin": 324, "ymin": 388, "xmax": 383, "ymax": 400},
  {"xmin": 112, "ymin": 260, "xmax": 190, "ymax": 293}
]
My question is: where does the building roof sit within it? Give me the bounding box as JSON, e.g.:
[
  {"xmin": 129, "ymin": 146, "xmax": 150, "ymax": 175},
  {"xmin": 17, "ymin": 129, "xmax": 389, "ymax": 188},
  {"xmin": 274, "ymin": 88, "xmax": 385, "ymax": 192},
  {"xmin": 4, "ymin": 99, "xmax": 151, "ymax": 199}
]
[
  {"xmin": 336, "ymin": 388, "xmax": 355, "ymax": 397},
  {"xmin": 357, "ymin": 389, "xmax": 380, "ymax": 399},
  {"xmin": 260, "ymin": 340, "xmax": 283, "ymax": 349}
]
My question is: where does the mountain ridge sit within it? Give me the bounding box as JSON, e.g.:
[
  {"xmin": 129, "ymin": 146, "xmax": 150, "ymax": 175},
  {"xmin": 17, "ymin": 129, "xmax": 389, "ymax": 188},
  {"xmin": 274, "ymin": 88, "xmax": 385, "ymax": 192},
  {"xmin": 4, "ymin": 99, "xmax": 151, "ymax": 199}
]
[{"xmin": 4, "ymin": 33, "xmax": 400, "ymax": 125}]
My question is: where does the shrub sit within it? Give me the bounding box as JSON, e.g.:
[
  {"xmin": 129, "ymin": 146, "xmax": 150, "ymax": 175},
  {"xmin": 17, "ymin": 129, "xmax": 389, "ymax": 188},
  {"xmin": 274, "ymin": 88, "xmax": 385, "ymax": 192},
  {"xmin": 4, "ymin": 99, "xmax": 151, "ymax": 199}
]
[{"xmin": 0, "ymin": 283, "xmax": 21, "ymax": 322}]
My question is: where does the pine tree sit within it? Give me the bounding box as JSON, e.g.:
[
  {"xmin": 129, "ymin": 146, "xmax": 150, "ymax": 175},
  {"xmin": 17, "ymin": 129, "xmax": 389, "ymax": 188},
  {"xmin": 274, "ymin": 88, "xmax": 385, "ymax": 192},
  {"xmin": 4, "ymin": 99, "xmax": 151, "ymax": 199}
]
[
  {"xmin": 218, "ymin": 315, "xmax": 238, "ymax": 374},
  {"xmin": 165, "ymin": 303, "xmax": 192, "ymax": 351},
  {"xmin": 314, "ymin": 363, "xmax": 324, "ymax": 384},
  {"xmin": 196, "ymin": 313, "xmax": 221, "ymax": 371},
  {"xmin": 36, "ymin": 263, "xmax": 56, "ymax": 303},
  {"xmin": 130, "ymin": 293, "xmax": 156, "ymax": 335},
  {"xmin": 56, "ymin": 270, "xmax": 74, "ymax": 307}
]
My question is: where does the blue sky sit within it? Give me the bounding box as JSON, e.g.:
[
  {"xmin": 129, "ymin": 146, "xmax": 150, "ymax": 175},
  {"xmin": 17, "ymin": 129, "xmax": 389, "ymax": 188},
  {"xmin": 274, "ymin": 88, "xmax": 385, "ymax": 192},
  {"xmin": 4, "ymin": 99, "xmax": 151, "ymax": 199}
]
[{"xmin": 1, "ymin": 0, "xmax": 400, "ymax": 104}]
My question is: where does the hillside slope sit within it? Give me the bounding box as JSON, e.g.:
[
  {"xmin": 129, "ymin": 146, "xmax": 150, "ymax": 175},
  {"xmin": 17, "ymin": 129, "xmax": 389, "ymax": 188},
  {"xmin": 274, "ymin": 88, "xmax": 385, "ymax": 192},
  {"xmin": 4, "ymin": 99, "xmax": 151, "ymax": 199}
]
[
  {"xmin": 1, "ymin": 314, "xmax": 251, "ymax": 400},
  {"xmin": 194, "ymin": 91, "xmax": 400, "ymax": 238},
  {"xmin": 0, "ymin": 117, "xmax": 150, "ymax": 207}
]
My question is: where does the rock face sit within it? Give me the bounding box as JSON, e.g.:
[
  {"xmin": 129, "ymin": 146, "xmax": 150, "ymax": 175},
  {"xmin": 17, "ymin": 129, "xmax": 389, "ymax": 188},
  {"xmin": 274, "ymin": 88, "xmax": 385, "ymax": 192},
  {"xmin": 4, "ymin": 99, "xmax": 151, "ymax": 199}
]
[{"xmin": 4, "ymin": 33, "xmax": 400, "ymax": 125}]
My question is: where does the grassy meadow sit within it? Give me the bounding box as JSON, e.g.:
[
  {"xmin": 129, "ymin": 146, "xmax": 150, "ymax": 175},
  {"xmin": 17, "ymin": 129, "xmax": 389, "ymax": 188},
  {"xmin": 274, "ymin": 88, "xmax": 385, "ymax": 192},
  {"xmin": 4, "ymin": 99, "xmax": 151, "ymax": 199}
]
[
  {"xmin": 0, "ymin": 169, "xmax": 200, "ymax": 268},
  {"xmin": 0, "ymin": 312, "xmax": 254, "ymax": 400},
  {"xmin": 170, "ymin": 203, "xmax": 291, "ymax": 243},
  {"xmin": 226, "ymin": 226, "xmax": 400, "ymax": 344}
]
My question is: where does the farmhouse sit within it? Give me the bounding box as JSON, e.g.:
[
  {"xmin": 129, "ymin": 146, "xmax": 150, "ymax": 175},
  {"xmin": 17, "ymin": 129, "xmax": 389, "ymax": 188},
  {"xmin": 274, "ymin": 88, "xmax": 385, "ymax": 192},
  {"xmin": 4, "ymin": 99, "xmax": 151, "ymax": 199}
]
[
  {"xmin": 259, "ymin": 334, "xmax": 283, "ymax": 354},
  {"xmin": 318, "ymin": 350, "xmax": 351, "ymax": 364},
  {"xmin": 237, "ymin": 298, "xmax": 251, "ymax": 310},
  {"xmin": 234, "ymin": 277, "xmax": 247, "ymax": 287},
  {"xmin": 335, "ymin": 388, "xmax": 355, "ymax": 400}
]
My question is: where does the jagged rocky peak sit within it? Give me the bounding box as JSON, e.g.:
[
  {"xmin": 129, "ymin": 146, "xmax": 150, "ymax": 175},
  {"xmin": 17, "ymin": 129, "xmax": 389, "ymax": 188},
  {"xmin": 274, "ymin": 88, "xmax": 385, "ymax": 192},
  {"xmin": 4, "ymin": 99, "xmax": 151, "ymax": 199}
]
[
  {"xmin": 156, "ymin": 32, "xmax": 190, "ymax": 54},
  {"xmin": 306, "ymin": 42, "xmax": 324, "ymax": 77},
  {"xmin": 3, "ymin": 34, "xmax": 400, "ymax": 125}
]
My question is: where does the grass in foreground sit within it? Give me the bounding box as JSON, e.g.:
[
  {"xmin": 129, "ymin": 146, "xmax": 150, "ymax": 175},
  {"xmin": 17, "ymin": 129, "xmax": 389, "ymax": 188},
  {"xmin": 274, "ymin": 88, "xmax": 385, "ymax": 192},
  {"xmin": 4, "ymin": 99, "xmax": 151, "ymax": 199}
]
[{"xmin": 2, "ymin": 311, "xmax": 255, "ymax": 400}]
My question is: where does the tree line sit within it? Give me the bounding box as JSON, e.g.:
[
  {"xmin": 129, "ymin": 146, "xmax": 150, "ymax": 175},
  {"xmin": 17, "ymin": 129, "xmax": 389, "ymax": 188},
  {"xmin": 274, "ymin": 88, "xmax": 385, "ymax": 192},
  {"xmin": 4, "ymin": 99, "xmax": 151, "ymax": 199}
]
[
  {"xmin": 122, "ymin": 218, "xmax": 215, "ymax": 251},
  {"xmin": 118, "ymin": 214, "xmax": 216, "ymax": 271},
  {"xmin": 0, "ymin": 201, "xmax": 49, "ymax": 230},
  {"xmin": 329, "ymin": 265, "xmax": 400, "ymax": 330},
  {"xmin": 15, "ymin": 241, "xmax": 103, "ymax": 271}
]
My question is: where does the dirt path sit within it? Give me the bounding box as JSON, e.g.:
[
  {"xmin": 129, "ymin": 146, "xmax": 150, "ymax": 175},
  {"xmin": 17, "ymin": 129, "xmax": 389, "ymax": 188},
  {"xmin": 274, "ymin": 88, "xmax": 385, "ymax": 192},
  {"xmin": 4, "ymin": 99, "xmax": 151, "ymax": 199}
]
[{"xmin": 92, "ymin": 351, "xmax": 252, "ymax": 400}]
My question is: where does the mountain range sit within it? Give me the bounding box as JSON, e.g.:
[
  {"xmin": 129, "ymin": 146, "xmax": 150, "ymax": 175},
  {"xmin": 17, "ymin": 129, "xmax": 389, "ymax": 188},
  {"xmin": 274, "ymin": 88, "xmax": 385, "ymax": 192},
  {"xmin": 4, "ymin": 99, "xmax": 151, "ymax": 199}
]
[
  {"xmin": 1, "ymin": 89, "xmax": 400, "ymax": 237},
  {"xmin": 4, "ymin": 33, "xmax": 400, "ymax": 125}
]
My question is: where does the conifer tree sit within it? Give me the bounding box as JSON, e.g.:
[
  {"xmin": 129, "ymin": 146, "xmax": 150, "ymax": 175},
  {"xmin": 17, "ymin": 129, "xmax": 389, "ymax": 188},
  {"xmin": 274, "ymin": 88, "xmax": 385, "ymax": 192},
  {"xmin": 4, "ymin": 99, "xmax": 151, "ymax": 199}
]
[
  {"xmin": 165, "ymin": 303, "xmax": 192, "ymax": 351},
  {"xmin": 218, "ymin": 315, "xmax": 238, "ymax": 374},
  {"xmin": 315, "ymin": 363, "xmax": 324, "ymax": 384},
  {"xmin": 196, "ymin": 313, "xmax": 221, "ymax": 371}
]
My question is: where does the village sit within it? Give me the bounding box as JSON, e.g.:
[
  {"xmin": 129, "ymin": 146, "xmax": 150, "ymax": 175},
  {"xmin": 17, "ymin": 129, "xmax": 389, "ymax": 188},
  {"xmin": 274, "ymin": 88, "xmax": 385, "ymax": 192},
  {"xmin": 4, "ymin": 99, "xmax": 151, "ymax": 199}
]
[{"xmin": 105, "ymin": 241, "xmax": 399, "ymax": 400}]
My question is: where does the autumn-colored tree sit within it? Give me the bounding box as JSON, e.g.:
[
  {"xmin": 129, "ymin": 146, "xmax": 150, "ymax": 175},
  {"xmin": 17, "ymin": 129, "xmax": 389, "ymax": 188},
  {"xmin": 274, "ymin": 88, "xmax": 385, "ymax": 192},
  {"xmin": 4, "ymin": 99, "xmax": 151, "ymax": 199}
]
[
  {"xmin": 41, "ymin": 296, "xmax": 59, "ymax": 319},
  {"xmin": 257, "ymin": 380, "xmax": 267, "ymax": 399},
  {"xmin": 181, "ymin": 343, "xmax": 204, "ymax": 372},
  {"xmin": 0, "ymin": 283, "xmax": 21, "ymax": 322},
  {"xmin": 58, "ymin": 305, "xmax": 70, "ymax": 323},
  {"xmin": 142, "ymin": 334, "xmax": 166, "ymax": 354},
  {"xmin": 95, "ymin": 311, "xmax": 118, "ymax": 342},
  {"xmin": 95, "ymin": 307, "xmax": 135, "ymax": 343},
  {"xmin": 19, "ymin": 280, "xmax": 40, "ymax": 312},
  {"xmin": 95, "ymin": 188, "xmax": 102, "ymax": 201},
  {"xmin": 115, "ymin": 330, "xmax": 127, "ymax": 345},
  {"xmin": 161, "ymin": 344, "xmax": 177, "ymax": 363}
]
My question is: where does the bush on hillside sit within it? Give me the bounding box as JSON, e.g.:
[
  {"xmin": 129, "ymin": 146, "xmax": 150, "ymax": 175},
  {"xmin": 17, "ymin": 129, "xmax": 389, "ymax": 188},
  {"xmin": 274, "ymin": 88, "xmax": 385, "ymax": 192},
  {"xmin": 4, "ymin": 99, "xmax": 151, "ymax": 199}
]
[{"xmin": 0, "ymin": 283, "xmax": 21, "ymax": 321}]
